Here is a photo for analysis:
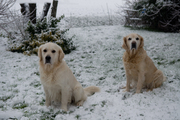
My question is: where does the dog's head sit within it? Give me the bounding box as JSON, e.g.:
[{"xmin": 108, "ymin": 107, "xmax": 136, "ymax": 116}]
[
  {"xmin": 122, "ymin": 33, "xmax": 144, "ymax": 53},
  {"xmin": 38, "ymin": 42, "xmax": 64, "ymax": 69}
]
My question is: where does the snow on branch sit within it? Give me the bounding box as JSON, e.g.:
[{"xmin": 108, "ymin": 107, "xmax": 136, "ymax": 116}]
[{"xmin": 0, "ymin": 0, "xmax": 16, "ymax": 16}]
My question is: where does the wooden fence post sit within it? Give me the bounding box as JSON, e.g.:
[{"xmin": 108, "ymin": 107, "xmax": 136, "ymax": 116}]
[
  {"xmin": 20, "ymin": 3, "xmax": 28, "ymax": 15},
  {"xmin": 29, "ymin": 3, "xmax": 36, "ymax": 24},
  {"xmin": 51, "ymin": 0, "xmax": 58, "ymax": 18},
  {"xmin": 41, "ymin": 2, "xmax": 51, "ymax": 21}
]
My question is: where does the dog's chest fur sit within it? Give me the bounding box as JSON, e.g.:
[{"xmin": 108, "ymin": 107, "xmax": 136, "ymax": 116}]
[
  {"xmin": 40, "ymin": 66, "xmax": 61, "ymax": 87},
  {"xmin": 40, "ymin": 68, "xmax": 63, "ymax": 101},
  {"xmin": 124, "ymin": 60, "xmax": 139, "ymax": 77},
  {"xmin": 123, "ymin": 50, "xmax": 146, "ymax": 77}
]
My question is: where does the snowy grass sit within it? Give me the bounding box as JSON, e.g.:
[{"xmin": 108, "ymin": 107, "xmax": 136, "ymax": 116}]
[
  {"xmin": 0, "ymin": 25, "xmax": 180, "ymax": 120},
  {"xmin": 61, "ymin": 15, "xmax": 123, "ymax": 28}
]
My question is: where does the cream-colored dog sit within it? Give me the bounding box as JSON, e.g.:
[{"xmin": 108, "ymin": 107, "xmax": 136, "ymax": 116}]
[
  {"xmin": 38, "ymin": 42, "xmax": 100, "ymax": 111},
  {"xmin": 122, "ymin": 33, "xmax": 166, "ymax": 93}
]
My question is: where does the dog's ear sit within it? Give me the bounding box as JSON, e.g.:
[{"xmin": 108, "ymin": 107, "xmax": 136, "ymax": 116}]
[
  {"xmin": 38, "ymin": 45, "xmax": 43, "ymax": 61},
  {"xmin": 138, "ymin": 35, "xmax": 144, "ymax": 48},
  {"xmin": 122, "ymin": 37, "xmax": 128, "ymax": 50},
  {"xmin": 59, "ymin": 48, "xmax": 64, "ymax": 62}
]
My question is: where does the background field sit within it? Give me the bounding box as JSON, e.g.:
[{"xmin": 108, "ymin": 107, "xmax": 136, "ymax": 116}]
[
  {"xmin": 0, "ymin": 25, "xmax": 180, "ymax": 120},
  {"xmin": 1, "ymin": 0, "xmax": 180, "ymax": 119}
]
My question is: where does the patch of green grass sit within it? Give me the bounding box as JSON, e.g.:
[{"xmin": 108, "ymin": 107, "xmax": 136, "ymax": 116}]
[
  {"xmin": 30, "ymin": 81, "xmax": 41, "ymax": 88},
  {"xmin": 117, "ymin": 35, "xmax": 122, "ymax": 39},
  {"xmin": 39, "ymin": 99, "xmax": 45, "ymax": 106},
  {"xmin": 113, "ymin": 82, "xmax": 118, "ymax": 85},
  {"xmin": 92, "ymin": 104, "xmax": 98, "ymax": 107},
  {"xmin": 101, "ymin": 100, "xmax": 107, "ymax": 107},
  {"xmin": 34, "ymin": 71, "xmax": 40, "ymax": 76},
  {"xmin": 90, "ymin": 109, "xmax": 94, "ymax": 112},
  {"xmin": 17, "ymin": 78, "xmax": 23, "ymax": 81},
  {"xmin": 81, "ymin": 56, "xmax": 85, "ymax": 58},
  {"xmin": 24, "ymin": 109, "xmax": 70, "ymax": 119},
  {"xmin": 70, "ymin": 59, "xmax": 74, "ymax": 62},
  {"xmin": 1, "ymin": 81, "xmax": 6, "ymax": 84},
  {"xmin": 169, "ymin": 60, "xmax": 176, "ymax": 65},
  {"xmin": 11, "ymin": 84, "xmax": 17, "ymax": 87},
  {"xmin": 84, "ymin": 66, "xmax": 95, "ymax": 69},
  {"xmin": 99, "ymin": 77, "xmax": 106, "ymax": 80},
  {"xmin": 105, "ymin": 37, "xmax": 109, "ymax": 40},
  {"xmin": 154, "ymin": 57, "xmax": 168, "ymax": 65},
  {"xmin": 13, "ymin": 89, "xmax": 19, "ymax": 93},
  {"xmin": 75, "ymin": 115, "xmax": 80, "ymax": 119},
  {"xmin": 8, "ymin": 117, "xmax": 18, "ymax": 120},
  {"xmin": 0, "ymin": 33, "xmax": 6, "ymax": 37},
  {"xmin": 0, "ymin": 96, "xmax": 12, "ymax": 102},
  {"xmin": 0, "ymin": 104, "xmax": 4, "ymax": 108},
  {"xmin": 13, "ymin": 102, "xmax": 28, "ymax": 109},
  {"xmin": 120, "ymin": 67, "xmax": 124, "ymax": 70},
  {"xmin": 23, "ymin": 110, "xmax": 39, "ymax": 118},
  {"xmin": 97, "ymin": 80, "xmax": 105, "ymax": 86},
  {"xmin": 85, "ymin": 70, "xmax": 91, "ymax": 73},
  {"xmin": 40, "ymin": 109, "xmax": 69, "ymax": 120}
]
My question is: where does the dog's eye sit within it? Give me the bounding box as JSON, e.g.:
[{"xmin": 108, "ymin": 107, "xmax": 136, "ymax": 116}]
[
  {"xmin": 136, "ymin": 38, "xmax": 139, "ymax": 40},
  {"xmin": 43, "ymin": 49, "xmax": 47, "ymax": 52},
  {"xmin": 128, "ymin": 38, "xmax": 131, "ymax": 41},
  {"xmin": 52, "ymin": 50, "xmax": 56, "ymax": 53}
]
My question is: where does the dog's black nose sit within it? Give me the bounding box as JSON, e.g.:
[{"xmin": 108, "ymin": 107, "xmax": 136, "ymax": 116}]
[
  {"xmin": 45, "ymin": 55, "xmax": 51, "ymax": 63},
  {"xmin": 131, "ymin": 42, "xmax": 137, "ymax": 49},
  {"xmin": 46, "ymin": 55, "xmax": 51, "ymax": 60}
]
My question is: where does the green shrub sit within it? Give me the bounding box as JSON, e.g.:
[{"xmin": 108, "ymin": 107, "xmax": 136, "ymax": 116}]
[{"xmin": 10, "ymin": 15, "xmax": 76, "ymax": 55}]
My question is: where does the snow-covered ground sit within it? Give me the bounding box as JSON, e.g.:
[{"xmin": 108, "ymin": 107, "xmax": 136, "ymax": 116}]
[{"xmin": 0, "ymin": 25, "xmax": 180, "ymax": 120}]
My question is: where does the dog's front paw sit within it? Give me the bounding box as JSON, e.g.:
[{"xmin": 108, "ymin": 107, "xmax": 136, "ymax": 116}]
[
  {"xmin": 76, "ymin": 100, "xmax": 84, "ymax": 106},
  {"xmin": 123, "ymin": 88, "xmax": 130, "ymax": 92},
  {"xmin": 136, "ymin": 90, "xmax": 141, "ymax": 94},
  {"xmin": 61, "ymin": 106, "xmax": 68, "ymax": 112},
  {"xmin": 45, "ymin": 100, "xmax": 51, "ymax": 107}
]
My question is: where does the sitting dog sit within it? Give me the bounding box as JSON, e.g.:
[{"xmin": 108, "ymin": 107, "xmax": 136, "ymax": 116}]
[
  {"xmin": 38, "ymin": 42, "xmax": 100, "ymax": 111},
  {"xmin": 122, "ymin": 33, "xmax": 166, "ymax": 93}
]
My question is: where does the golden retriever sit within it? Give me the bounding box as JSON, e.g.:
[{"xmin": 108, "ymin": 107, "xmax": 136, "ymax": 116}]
[
  {"xmin": 122, "ymin": 33, "xmax": 166, "ymax": 93},
  {"xmin": 38, "ymin": 42, "xmax": 100, "ymax": 111}
]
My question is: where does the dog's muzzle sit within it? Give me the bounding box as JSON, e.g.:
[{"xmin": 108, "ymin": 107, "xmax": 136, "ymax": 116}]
[
  {"xmin": 131, "ymin": 41, "xmax": 136, "ymax": 50},
  {"xmin": 45, "ymin": 55, "xmax": 51, "ymax": 64}
]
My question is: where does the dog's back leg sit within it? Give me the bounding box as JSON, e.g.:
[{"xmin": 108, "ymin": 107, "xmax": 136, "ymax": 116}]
[
  {"xmin": 73, "ymin": 83, "xmax": 87, "ymax": 106},
  {"xmin": 148, "ymin": 70, "xmax": 165, "ymax": 91}
]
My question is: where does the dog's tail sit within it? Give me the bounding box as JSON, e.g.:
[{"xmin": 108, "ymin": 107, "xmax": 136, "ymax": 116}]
[{"xmin": 84, "ymin": 86, "xmax": 100, "ymax": 96}]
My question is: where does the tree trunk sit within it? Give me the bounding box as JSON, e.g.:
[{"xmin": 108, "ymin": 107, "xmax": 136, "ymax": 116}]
[{"xmin": 51, "ymin": 0, "xmax": 58, "ymax": 18}]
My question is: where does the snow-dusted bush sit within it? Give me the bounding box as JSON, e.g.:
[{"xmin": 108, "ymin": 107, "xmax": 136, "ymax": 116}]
[
  {"xmin": 0, "ymin": 0, "xmax": 76, "ymax": 55},
  {"xmin": 10, "ymin": 15, "xmax": 76, "ymax": 55},
  {"xmin": 134, "ymin": 0, "xmax": 180, "ymax": 32}
]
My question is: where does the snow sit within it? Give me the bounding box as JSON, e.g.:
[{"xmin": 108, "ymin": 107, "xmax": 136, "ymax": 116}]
[
  {"xmin": 1, "ymin": 0, "xmax": 180, "ymax": 119},
  {"xmin": 130, "ymin": 18, "xmax": 142, "ymax": 20},
  {"xmin": 0, "ymin": 25, "xmax": 180, "ymax": 120},
  {"xmin": 13, "ymin": 0, "xmax": 124, "ymax": 17}
]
